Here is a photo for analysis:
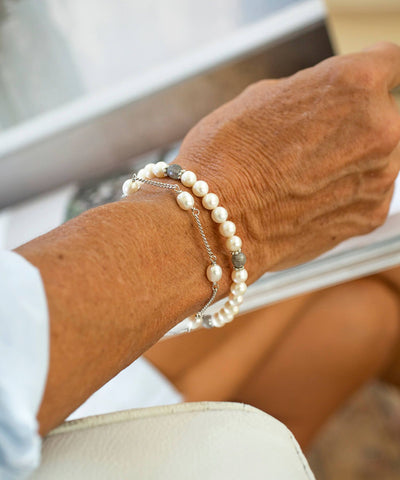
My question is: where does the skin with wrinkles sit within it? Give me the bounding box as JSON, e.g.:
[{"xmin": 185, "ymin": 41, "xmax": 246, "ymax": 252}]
[
  {"xmin": 14, "ymin": 43, "xmax": 400, "ymax": 435},
  {"xmin": 178, "ymin": 43, "xmax": 400, "ymax": 274}
]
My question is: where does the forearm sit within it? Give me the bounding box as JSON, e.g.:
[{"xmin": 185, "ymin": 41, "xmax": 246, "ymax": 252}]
[
  {"xmin": 14, "ymin": 42, "xmax": 400, "ymax": 436},
  {"xmin": 16, "ymin": 189, "xmax": 233, "ymax": 434}
]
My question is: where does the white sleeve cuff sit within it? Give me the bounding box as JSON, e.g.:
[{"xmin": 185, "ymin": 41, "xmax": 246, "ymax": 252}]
[{"xmin": 0, "ymin": 251, "xmax": 49, "ymax": 479}]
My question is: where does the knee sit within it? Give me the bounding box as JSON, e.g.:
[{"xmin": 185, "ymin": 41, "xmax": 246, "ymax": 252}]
[{"xmin": 327, "ymin": 277, "xmax": 400, "ymax": 357}]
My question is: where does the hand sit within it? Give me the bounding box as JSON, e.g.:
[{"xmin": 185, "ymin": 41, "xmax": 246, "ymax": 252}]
[{"xmin": 177, "ymin": 42, "xmax": 400, "ymax": 281}]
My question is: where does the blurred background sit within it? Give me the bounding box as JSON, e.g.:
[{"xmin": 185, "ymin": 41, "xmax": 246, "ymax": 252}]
[
  {"xmin": 305, "ymin": 3, "xmax": 400, "ymax": 480},
  {"xmin": 1, "ymin": 0, "xmax": 400, "ymax": 478}
]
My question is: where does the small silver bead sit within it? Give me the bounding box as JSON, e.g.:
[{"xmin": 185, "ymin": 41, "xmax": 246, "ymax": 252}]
[
  {"xmin": 232, "ymin": 251, "xmax": 246, "ymax": 268},
  {"xmin": 202, "ymin": 314, "xmax": 214, "ymax": 329},
  {"xmin": 166, "ymin": 164, "xmax": 183, "ymax": 180}
]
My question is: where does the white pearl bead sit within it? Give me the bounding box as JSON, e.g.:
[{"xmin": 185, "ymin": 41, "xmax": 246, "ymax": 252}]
[
  {"xmin": 137, "ymin": 168, "xmax": 146, "ymax": 179},
  {"xmin": 219, "ymin": 309, "xmax": 234, "ymax": 323},
  {"xmin": 122, "ymin": 179, "xmax": 132, "ymax": 196},
  {"xmin": 129, "ymin": 181, "xmax": 141, "ymax": 194},
  {"xmin": 226, "ymin": 235, "xmax": 242, "ymax": 252},
  {"xmin": 122, "ymin": 179, "xmax": 140, "ymax": 196},
  {"xmin": 227, "ymin": 303, "xmax": 240, "ymax": 316},
  {"xmin": 223, "ymin": 303, "xmax": 239, "ymax": 317},
  {"xmin": 223, "ymin": 304, "xmax": 233, "ymax": 316},
  {"xmin": 202, "ymin": 193, "xmax": 219, "ymax": 210},
  {"xmin": 232, "ymin": 269, "xmax": 248, "ymax": 283},
  {"xmin": 206, "ymin": 264, "xmax": 222, "ymax": 282},
  {"xmin": 181, "ymin": 170, "xmax": 197, "ymax": 187},
  {"xmin": 176, "ymin": 191, "xmax": 195, "ymax": 210},
  {"xmin": 229, "ymin": 294, "xmax": 244, "ymax": 306},
  {"xmin": 212, "ymin": 313, "xmax": 225, "ymax": 328},
  {"xmin": 216, "ymin": 312, "xmax": 227, "ymax": 326},
  {"xmin": 153, "ymin": 161, "xmax": 168, "ymax": 178},
  {"xmin": 211, "ymin": 206, "xmax": 228, "ymax": 223},
  {"xmin": 187, "ymin": 314, "xmax": 202, "ymax": 331},
  {"xmin": 219, "ymin": 221, "xmax": 236, "ymax": 238},
  {"xmin": 230, "ymin": 282, "xmax": 247, "ymax": 296},
  {"xmin": 192, "ymin": 180, "xmax": 209, "ymax": 197},
  {"xmin": 144, "ymin": 163, "xmax": 156, "ymax": 179}
]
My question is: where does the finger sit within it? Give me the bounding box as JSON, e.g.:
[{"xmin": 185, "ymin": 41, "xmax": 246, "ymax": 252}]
[
  {"xmin": 364, "ymin": 164, "xmax": 399, "ymax": 199},
  {"xmin": 389, "ymin": 141, "xmax": 400, "ymax": 173},
  {"xmin": 314, "ymin": 146, "xmax": 400, "ymax": 212},
  {"xmin": 363, "ymin": 143, "xmax": 400, "ymax": 196},
  {"xmin": 307, "ymin": 197, "xmax": 388, "ymax": 249},
  {"xmin": 288, "ymin": 168, "xmax": 389, "ymax": 226},
  {"xmin": 379, "ymin": 183, "xmax": 395, "ymax": 223},
  {"xmin": 363, "ymin": 42, "xmax": 400, "ymax": 91}
]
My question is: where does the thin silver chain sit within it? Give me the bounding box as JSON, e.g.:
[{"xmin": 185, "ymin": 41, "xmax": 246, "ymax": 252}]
[
  {"xmin": 133, "ymin": 174, "xmax": 218, "ymax": 320},
  {"xmin": 198, "ymin": 284, "xmax": 219, "ymax": 317},
  {"xmin": 133, "ymin": 174, "xmax": 182, "ymax": 194},
  {"xmin": 191, "ymin": 208, "xmax": 217, "ymax": 265}
]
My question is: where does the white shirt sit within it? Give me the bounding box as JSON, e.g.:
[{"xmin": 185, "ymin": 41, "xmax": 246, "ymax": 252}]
[
  {"xmin": 0, "ymin": 249, "xmax": 183, "ymax": 478},
  {"xmin": 0, "ymin": 251, "xmax": 49, "ymax": 479}
]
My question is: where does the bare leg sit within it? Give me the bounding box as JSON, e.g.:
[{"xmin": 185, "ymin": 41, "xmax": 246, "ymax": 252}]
[
  {"xmin": 376, "ymin": 267, "xmax": 400, "ymax": 386},
  {"xmin": 146, "ymin": 294, "xmax": 315, "ymax": 401},
  {"xmin": 232, "ymin": 278, "xmax": 400, "ymax": 448},
  {"xmin": 145, "ymin": 277, "xmax": 400, "ymax": 449}
]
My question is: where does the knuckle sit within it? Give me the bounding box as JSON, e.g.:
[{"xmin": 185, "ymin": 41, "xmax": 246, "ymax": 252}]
[
  {"xmin": 383, "ymin": 168, "xmax": 398, "ymax": 190},
  {"xmin": 374, "ymin": 170, "xmax": 397, "ymax": 194},
  {"xmin": 372, "ymin": 200, "xmax": 391, "ymax": 227},
  {"xmin": 363, "ymin": 221, "xmax": 379, "ymax": 235},
  {"xmin": 353, "ymin": 63, "xmax": 380, "ymax": 92},
  {"xmin": 242, "ymin": 79, "xmax": 271, "ymax": 96},
  {"xmin": 377, "ymin": 115, "xmax": 400, "ymax": 155},
  {"xmin": 239, "ymin": 82, "xmax": 258, "ymax": 101},
  {"xmin": 373, "ymin": 41, "xmax": 400, "ymax": 55},
  {"xmin": 387, "ymin": 116, "xmax": 400, "ymax": 148},
  {"xmin": 322, "ymin": 57, "xmax": 382, "ymax": 121},
  {"xmin": 242, "ymin": 81, "xmax": 260, "ymax": 96},
  {"xmin": 324, "ymin": 57, "xmax": 352, "ymax": 86},
  {"xmin": 328, "ymin": 56, "xmax": 379, "ymax": 91},
  {"xmin": 365, "ymin": 114, "xmax": 400, "ymax": 157},
  {"xmin": 369, "ymin": 214, "xmax": 383, "ymax": 231},
  {"xmin": 363, "ymin": 222, "xmax": 376, "ymax": 235},
  {"xmin": 240, "ymin": 78, "xmax": 281, "ymax": 106}
]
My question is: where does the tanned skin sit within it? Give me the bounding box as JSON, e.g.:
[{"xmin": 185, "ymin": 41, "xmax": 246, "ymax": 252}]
[{"xmin": 15, "ymin": 42, "xmax": 400, "ymax": 436}]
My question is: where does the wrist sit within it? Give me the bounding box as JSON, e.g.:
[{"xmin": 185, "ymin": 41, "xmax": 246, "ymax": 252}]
[
  {"xmin": 124, "ymin": 159, "xmax": 253, "ymax": 329},
  {"xmin": 176, "ymin": 151, "xmax": 267, "ymax": 284},
  {"xmin": 123, "ymin": 188, "xmax": 233, "ymax": 318}
]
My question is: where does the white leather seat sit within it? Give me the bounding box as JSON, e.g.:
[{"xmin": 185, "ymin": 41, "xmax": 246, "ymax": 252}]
[{"xmin": 31, "ymin": 401, "xmax": 315, "ymax": 479}]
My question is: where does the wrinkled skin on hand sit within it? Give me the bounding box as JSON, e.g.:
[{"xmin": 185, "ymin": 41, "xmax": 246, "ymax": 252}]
[{"xmin": 177, "ymin": 42, "xmax": 400, "ymax": 281}]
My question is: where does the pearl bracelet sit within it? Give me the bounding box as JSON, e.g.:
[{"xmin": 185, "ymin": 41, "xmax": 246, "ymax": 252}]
[{"xmin": 122, "ymin": 161, "xmax": 248, "ymax": 330}]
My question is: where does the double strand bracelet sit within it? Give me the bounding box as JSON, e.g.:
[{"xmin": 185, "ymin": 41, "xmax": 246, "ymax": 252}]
[{"xmin": 122, "ymin": 161, "xmax": 248, "ymax": 330}]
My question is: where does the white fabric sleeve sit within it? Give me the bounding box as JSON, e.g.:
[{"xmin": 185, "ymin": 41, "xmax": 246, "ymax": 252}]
[{"xmin": 0, "ymin": 251, "xmax": 49, "ymax": 479}]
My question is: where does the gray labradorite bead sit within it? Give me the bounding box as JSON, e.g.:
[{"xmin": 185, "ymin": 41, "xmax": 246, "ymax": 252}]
[
  {"xmin": 166, "ymin": 164, "xmax": 182, "ymax": 179},
  {"xmin": 202, "ymin": 315, "xmax": 214, "ymax": 329},
  {"xmin": 232, "ymin": 252, "xmax": 246, "ymax": 269}
]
